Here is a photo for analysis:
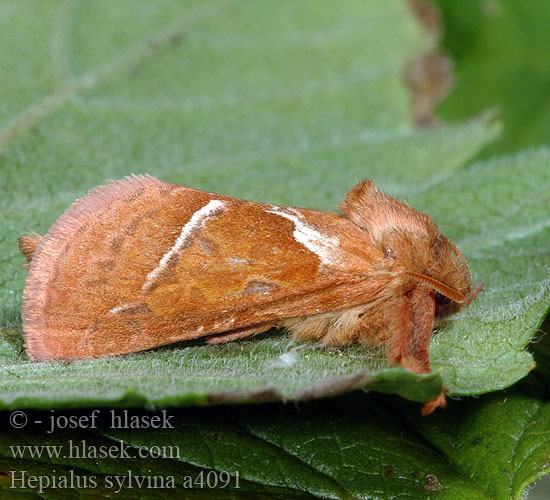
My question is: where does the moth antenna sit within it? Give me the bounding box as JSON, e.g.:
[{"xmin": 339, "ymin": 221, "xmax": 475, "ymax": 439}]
[
  {"xmin": 406, "ymin": 272, "xmax": 467, "ymax": 303},
  {"xmin": 18, "ymin": 230, "xmax": 43, "ymax": 264},
  {"xmin": 465, "ymin": 281, "xmax": 483, "ymax": 306}
]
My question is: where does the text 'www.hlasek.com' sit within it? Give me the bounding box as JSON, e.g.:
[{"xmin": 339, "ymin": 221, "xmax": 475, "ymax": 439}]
[{"xmin": 5, "ymin": 409, "xmax": 241, "ymax": 494}]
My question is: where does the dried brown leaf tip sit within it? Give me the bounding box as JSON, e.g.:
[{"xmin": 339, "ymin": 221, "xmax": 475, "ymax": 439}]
[{"xmin": 406, "ymin": 0, "xmax": 453, "ymax": 126}]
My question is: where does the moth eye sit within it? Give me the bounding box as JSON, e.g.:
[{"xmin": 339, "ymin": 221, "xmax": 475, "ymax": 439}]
[
  {"xmin": 384, "ymin": 247, "xmax": 396, "ymax": 259},
  {"xmin": 434, "ymin": 292, "xmax": 451, "ymax": 306}
]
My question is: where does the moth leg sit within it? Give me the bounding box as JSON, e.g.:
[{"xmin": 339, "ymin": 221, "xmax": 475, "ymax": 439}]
[
  {"xmin": 385, "ymin": 285, "xmax": 445, "ymax": 415},
  {"xmin": 385, "ymin": 296, "xmax": 414, "ymax": 367},
  {"xmin": 206, "ymin": 323, "xmax": 275, "ymax": 345},
  {"xmin": 407, "ymin": 284, "xmax": 447, "ymax": 415},
  {"xmin": 421, "ymin": 389, "xmax": 448, "ymax": 416},
  {"xmin": 406, "ymin": 283, "xmax": 436, "ymax": 373}
]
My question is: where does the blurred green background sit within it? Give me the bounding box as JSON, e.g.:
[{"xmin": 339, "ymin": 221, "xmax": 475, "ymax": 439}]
[{"xmin": 435, "ymin": 0, "xmax": 550, "ymax": 157}]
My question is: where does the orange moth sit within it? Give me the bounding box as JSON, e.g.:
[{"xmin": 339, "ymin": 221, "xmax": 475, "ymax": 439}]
[{"xmin": 19, "ymin": 175, "xmax": 480, "ymax": 414}]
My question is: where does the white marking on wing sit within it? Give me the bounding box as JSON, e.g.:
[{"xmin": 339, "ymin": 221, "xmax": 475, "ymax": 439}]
[
  {"xmin": 108, "ymin": 302, "xmax": 143, "ymax": 315},
  {"xmin": 266, "ymin": 207, "xmax": 340, "ymax": 266},
  {"xmin": 142, "ymin": 199, "xmax": 224, "ymax": 292}
]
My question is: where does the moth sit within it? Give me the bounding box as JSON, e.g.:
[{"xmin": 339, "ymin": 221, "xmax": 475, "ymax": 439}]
[{"xmin": 19, "ymin": 175, "xmax": 480, "ymax": 414}]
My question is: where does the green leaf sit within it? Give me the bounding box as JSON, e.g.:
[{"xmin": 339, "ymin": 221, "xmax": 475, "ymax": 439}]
[
  {"xmin": 100, "ymin": 399, "xmax": 493, "ymax": 500},
  {"xmin": 3, "ymin": 373, "xmax": 550, "ymax": 499},
  {"xmin": 435, "ymin": 0, "xmax": 550, "ymax": 157},
  {"xmin": 0, "ymin": 457, "xmax": 289, "ymax": 499},
  {"xmin": 388, "ymin": 323, "xmax": 550, "ymax": 500},
  {"xmin": 0, "ymin": 423, "xmax": 305, "ymax": 498},
  {"xmin": 96, "ymin": 333, "xmax": 550, "ymax": 498},
  {"xmin": 401, "ymin": 380, "xmax": 550, "ymax": 500}
]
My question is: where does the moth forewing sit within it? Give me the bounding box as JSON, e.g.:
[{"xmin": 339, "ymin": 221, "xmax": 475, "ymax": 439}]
[{"xmin": 23, "ymin": 176, "xmax": 381, "ymax": 360}]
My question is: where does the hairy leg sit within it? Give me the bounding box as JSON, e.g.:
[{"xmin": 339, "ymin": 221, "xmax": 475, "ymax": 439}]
[{"xmin": 384, "ymin": 285, "xmax": 444, "ymax": 414}]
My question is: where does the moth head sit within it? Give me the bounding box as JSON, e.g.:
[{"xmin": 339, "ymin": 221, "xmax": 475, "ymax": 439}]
[
  {"xmin": 340, "ymin": 180, "xmax": 473, "ymax": 315},
  {"xmin": 408, "ymin": 234, "xmax": 473, "ymax": 316}
]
